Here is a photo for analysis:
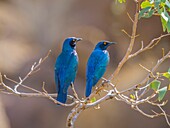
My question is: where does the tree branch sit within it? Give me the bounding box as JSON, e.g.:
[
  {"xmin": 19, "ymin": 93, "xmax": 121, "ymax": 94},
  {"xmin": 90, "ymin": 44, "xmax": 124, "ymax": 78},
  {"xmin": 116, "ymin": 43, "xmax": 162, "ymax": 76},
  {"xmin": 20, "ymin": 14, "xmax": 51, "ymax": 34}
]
[
  {"xmin": 128, "ymin": 33, "xmax": 170, "ymax": 59},
  {"xmin": 14, "ymin": 50, "xmax": 51, "ymax": 92},
  {"xmin": 109, "ymin": 3, "xmax": 139, "ymax": 81}
]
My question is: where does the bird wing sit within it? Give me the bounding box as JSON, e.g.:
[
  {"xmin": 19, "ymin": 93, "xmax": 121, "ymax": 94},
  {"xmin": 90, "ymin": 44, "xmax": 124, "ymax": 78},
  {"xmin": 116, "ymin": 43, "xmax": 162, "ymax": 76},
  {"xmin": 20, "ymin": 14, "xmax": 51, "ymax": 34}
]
[
  {"xmin": 86, "ymin": 50, "xmax": 109, "ymax": 87},
  {"xmin": 55, "ymin": 51, "xmax": 78, "ymax": 93},
  {"xmin": 55, "ymin": 53, "xmax": 62, "ymax": 93}
]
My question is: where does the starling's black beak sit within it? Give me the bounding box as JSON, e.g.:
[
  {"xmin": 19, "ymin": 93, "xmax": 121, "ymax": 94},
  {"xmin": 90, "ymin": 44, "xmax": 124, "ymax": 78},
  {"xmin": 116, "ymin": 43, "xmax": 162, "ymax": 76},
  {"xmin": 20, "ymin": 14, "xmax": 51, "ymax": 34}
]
[
  {"xmin": 109, "ymin": 42, "xmax": 117, "ymax": 45},
  {"xmin": 75, "ymin": 38, "xmax": 82, "ymax": 42}
]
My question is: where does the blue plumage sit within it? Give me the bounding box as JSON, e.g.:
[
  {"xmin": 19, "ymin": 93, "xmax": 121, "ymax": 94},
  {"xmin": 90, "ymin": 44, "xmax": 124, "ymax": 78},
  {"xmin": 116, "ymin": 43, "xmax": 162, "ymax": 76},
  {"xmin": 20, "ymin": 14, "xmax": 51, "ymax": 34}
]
[
  {"xmin": 55, "ymin": 37, "xmax": 82, "ymax": 103},
  {"xmin": 85, "ymin": 41, "xmax": 116, "ymax": 97}
]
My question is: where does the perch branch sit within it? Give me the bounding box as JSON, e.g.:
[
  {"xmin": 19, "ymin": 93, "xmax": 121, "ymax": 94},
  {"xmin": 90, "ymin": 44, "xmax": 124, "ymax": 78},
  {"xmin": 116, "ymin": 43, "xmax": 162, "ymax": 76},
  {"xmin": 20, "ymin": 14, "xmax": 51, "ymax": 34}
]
[{"xmin": 0, "ymin": 50, "xmax": 77, "ymax": 107}]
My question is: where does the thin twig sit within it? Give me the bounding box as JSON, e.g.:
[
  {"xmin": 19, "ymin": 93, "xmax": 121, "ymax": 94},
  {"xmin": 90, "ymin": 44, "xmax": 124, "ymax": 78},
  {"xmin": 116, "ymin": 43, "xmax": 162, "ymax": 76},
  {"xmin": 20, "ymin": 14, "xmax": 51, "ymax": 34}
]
[
  {"xmin": 71, "ymin": 83, "xmax": 80, "ymax": 101},
  {"xmin": 162, "ymin": 48, "xmax": 165, "ymax": 57},
  {"xmin": 119, "ymin": 51, "xmax": 170, "ymax": 96},
  {"xmin": 158, "ymin": 105, "xmax": 170, "ymax": 126},
  {"xmin": 134, "ymin": 105, "xmax": 161, "ymax": 118},
  {"xmin": 122, "ymin": 29, "xmax": 132, "ymax": 38},
  {"xmin": 147, "ymin": 100, "xmax": 168, "ymax": 107},
  {"xmin": 4, "ymin": 75, "xmax": 42, "ymax": 93},
  {"xmin": 109, "ymin": 4, "xmax": 139, "ymax": 81},
  {"xmin": 14, "ymin": 50, "xmax": 51, "ymax": 92},
  {"xmin": 1, "ymin": 78, "xmax": 75, "ymax": 106},
  {"xmin": 127, "ymin": 12, "xmax": 134, "ymax": 23},
  {"xmin": 128, "ymin": 33, "xmax": 170, "ymax": 59},
  {"xmin": 139, "ymin": 64, "xmax": 155, "ymax": 78}
]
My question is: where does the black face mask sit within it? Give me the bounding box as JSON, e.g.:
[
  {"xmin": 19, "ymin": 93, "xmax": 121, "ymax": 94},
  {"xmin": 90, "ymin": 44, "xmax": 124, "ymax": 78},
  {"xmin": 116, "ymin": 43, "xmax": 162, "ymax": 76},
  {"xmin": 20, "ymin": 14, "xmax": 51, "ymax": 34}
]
[{"xmin": 70, "ymin": 40, "xmax": 76, "ymax": 48}]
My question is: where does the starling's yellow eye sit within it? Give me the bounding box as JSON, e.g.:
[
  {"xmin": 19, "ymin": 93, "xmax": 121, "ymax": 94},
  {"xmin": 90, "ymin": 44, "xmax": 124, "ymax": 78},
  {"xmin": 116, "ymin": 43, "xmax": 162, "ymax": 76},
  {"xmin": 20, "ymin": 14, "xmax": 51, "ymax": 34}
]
[
  {"xmin": 103, "ymin": 42, "xmax": 107, "ymax": 45},
  {"xmin": 73, "ymin": 39, "xmax": 76, "ymax": 42}
]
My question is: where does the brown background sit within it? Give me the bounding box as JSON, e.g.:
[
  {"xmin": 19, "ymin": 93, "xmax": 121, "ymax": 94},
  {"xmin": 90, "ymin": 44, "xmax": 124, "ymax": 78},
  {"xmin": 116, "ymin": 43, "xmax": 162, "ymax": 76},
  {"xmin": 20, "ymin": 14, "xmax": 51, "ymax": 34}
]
[{"xmin": 0, "ymin": 0, "xmax": 170, "ymax": 128}]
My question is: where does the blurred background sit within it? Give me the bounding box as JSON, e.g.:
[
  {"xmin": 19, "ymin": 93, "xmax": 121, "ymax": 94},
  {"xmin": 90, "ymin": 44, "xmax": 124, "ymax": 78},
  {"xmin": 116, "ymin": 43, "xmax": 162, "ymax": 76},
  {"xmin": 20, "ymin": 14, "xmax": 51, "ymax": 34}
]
[{"xmin": 0, "ymin": 0, "xmax": 169, "ymax": 128}]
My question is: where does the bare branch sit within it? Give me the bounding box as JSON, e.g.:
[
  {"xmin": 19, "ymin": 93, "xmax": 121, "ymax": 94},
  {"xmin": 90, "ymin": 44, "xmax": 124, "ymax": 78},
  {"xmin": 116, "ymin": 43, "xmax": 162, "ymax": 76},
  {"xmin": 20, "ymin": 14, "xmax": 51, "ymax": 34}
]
[
  {"xmin": 134, "ymin": 106, "xmax": 162, "ymax": 118},
  {"xmin": 1, "ymin": 76, "xmax": 75, "ymax": 106},
  {"xmin": 135, "ymin": 105, "xmax": 170, "ymax": 126},
  {"xmin": 162, "ymin": 48, "xmax": 165, "ymax": 57},
  {"xmin": 119, "ymin": 51, "xmax": 170, "ymax": 95},
  {"xmin": 70, "ymin": 83, "xmax": 80, "ymax": 101},
  {"xmin": 14, "ymin": 50, "xmax": 52, "ymax": 92},
  {"xmin": 109, "ymin": 4, "xmax": 139, "ymax": 81},
  {"xmin": 86, "ymin": 90, "xmax": 116, "ymax": 108},
  {"xmin": 147, "ymin": 100, "xmax": 168, "ymax": 107},
  {"xmin": 139, "ymin": 64, "xmax": 156, "ymax": 78},
  {"xmin": 139, "ymin": 50, "xmax": 170, "ymax": 86},
  {"xmin": 127, "ymin": 12, "xmax": 134, "ymax": 23},
  {"xmin": 158, "ymin": 105, "xmax": 170, "ymax": 126},
  {"xmin": 0, "ymin": 50, "xmax": 77, "ymax": 107},
  {"xmin": 67, "ymin": 103, "xmax": 84, "ymax": 128},
  {"xmin": 4, "ymin": 75, "xmax": 46, "ymax": 93},
  {"xmin": 121, "ymin": 29, "xmax": 132, "ymax": 38},
  {"xmin": 128, "ymin": 33, "xmax": 170, "ymax": 59}
]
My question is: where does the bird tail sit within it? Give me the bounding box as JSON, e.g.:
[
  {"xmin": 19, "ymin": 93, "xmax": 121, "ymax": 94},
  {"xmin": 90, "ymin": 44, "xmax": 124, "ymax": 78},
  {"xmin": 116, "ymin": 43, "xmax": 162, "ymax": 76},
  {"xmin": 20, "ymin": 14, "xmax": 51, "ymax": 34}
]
[
  {"xmin": 56, "ymin": 91, "xmax": 67, "ymax": 104},
  {"xmin": 85, "ymin": 81, "xmax": 93, "ymax": 97}
]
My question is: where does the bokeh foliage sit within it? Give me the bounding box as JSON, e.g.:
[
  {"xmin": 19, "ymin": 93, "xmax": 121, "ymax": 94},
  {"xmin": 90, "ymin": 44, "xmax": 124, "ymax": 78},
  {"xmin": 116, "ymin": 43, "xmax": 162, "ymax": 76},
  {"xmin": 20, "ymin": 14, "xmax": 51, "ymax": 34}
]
[{"xmin": 118, "ymin": 0, "xmax": 170, "ymax": 32}]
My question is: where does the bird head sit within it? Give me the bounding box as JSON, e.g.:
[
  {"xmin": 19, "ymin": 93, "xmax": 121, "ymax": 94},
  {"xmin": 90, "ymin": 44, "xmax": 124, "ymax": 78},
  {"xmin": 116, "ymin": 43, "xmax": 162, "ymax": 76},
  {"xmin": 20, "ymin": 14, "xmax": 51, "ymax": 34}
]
[
  {"xmin": 95, "ymin": 41, "xmax": 117, "ymax": 50},
  {"xmin": 62, "ymin": 37, "xmax": 82, "ymax": 51}
]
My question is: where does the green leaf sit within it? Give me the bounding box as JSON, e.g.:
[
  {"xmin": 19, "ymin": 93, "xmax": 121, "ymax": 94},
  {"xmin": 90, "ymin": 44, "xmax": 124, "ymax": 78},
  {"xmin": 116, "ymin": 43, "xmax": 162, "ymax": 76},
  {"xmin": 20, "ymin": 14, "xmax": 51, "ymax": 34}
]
[
  {"xmin": 118, "ymin": 0, "xmax": 126, "ymax": 3},
  {"xmin": 143, "ymin": 9, "xmax": 154, "ymax": 18},
  {"xmin": 158, "ymin": 86, "xmax": 167, "ymax": 101},
  {"xmin": 168, "ymin": 68, "xmax": 170, "ymax": 73},
  {"xmin": 90, "ymin": 97, "xmax": 96, "ymax": 103},
  {"xmin": 150, "ymin": 80, "xmax": 161, "ymax": 91},
  {"xmin": 163, "ymin": 7, "xmax": 170, "ymax": 18},
  {"xmin": 155, "ymin": 1, "xmax": 161, "ymax": 7},
  {"xmin": 139, "ymin": 7, "xmax": 151, "ymax": 19},
  {"xmin": 141, "ymin": 1, "xmax": 152, "ymax": 9},
  {"xmin": 160, "ymin": 7, "xmax": 170, "ymax": 32},
  {"xmin": 163, "ymin": 72, "xmax": 170, "ymax": 80},
  {"xmin": 130, "ymin": 94, "xmax": 136, "ymax": 100},
  {"xmin": 155, "ymin": 0, "xmax": 161, "ymax": 3},
  {"xmin": 155, "ymin": 1, "xmax": 162, "ymax": 14},
  {"xmin": 161, "ymin": 0, "xmax": 166, "ymax": 3},
  {"xmin": 160, "ymin": 2, "xmax": 166, "ymax": 7},
  {"xmin": 161, "ymin": 16, "xmax": 167, "ymax": 31},
  {"xmin": 150, "ymin": 0, "xmax": 154, "ymax": 4},
  {"xmin": 161, "ymin": 12, "xmax": 168, "ymax": 22},
  {"xmin": 167, "ymin": 20, "xmax": 170, "ymax": 32},
  {"xmin": 165, "ymin": 0, "xmax": 170, "ymax": 8}
]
